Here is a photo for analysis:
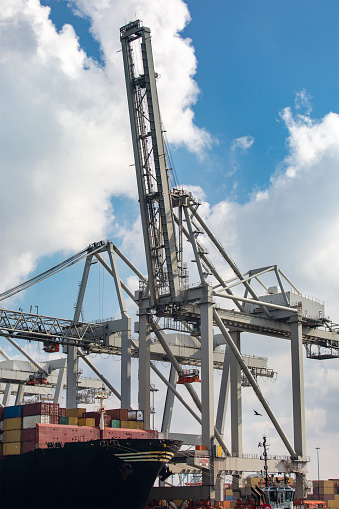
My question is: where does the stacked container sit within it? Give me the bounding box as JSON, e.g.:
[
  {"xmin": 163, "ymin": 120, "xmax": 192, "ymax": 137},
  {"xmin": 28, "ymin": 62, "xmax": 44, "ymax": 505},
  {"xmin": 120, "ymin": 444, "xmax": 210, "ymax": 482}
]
[
  {"xmin": 65, "ymin": 407, "xmax": 86, "ymax": 426},
  {"xmin": 313, "ymin": 480, "xmax": 339, "ymax": 506},
  {"xmin": 107, "ymin": 409, "xmax": 145, "ymax": 430},
  {"xmin": 22, "ymin": 402, "xmax": 60, "ymax": 453},
  {"xmin": 83, "ymin": 411, "xmax": 111, "ymax": 427},
  {"xmin": 2, "ymin": 405, "xmax": 23, "ymax": 456},
  {"xmin": 0, "ymin": 406, "xmax": 3, "ymax": 456},
  {"xmin": 1, "ymin": 405, "xmax": 155, "ymax": 456}
]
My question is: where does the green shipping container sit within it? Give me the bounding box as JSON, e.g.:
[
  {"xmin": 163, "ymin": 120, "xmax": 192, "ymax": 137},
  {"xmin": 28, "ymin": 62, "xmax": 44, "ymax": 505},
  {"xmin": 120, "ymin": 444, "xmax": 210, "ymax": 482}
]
[
  {"xmin": 59, "ymin": 416, "xmax": 69, "ymax": 425},
  {"xmin": 111, "ymin": 419, "xmax": 120, "ymax": 428}
]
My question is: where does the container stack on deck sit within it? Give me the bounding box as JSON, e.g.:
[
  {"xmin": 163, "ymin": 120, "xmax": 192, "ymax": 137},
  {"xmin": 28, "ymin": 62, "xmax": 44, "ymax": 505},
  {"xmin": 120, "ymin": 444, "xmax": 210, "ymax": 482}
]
[
  {"xmin": 310, "ymin": 480, "xmax": 339, "ymax": 508},
  {"xmin": 0, "ymin": 404, "xmax": 156, "ymax": 458}
]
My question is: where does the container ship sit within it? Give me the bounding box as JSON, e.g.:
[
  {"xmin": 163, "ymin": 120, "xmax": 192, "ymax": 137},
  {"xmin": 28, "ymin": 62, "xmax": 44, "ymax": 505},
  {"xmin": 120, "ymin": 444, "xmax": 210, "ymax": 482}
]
[{"xmin": 0, "ymin": 403, "xmax": 182, "ymax": 509}]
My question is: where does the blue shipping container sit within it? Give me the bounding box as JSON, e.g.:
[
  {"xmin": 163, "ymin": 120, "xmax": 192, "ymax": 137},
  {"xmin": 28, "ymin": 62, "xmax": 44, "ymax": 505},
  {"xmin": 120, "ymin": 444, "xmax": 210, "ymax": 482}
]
[{"xmin": 4, "ymin": 405, "xmax": 23, "ymax": 419}]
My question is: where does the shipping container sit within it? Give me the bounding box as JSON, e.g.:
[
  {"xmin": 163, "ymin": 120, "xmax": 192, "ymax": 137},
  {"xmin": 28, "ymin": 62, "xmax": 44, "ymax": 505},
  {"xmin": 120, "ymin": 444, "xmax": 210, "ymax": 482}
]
[
  {"xmin": 3, "ymin": 429, "xmax": 22, "ymax": 443},
  {"xmin": 111, "ymin": 419, "xmax": 120, "ymax": 428},
  {"xmin": 4, "ymin": 405, "xmax": 23, "ymax": 419},
  {"xmin": 23, "ymin": 415, "xmax": 50, "ymax": 429},
  {"xmin": 22, "ymin": 402, "xmax": 51, "ymax": 417},
  {"xmin": 48, "ymin": 403, "xmax": 59, "ymax": 415},
  {"xmin": 128, "ymin": 410, "xmax": 144, "ymax": 422},
  {"xmin": 319, "ymin": 481, "xmax": 335, "ymax": 488},
  {"xmin": 83, "ymin": 412, "xmax": 111, "ymax": 427},
  {"xmin": 106, "ymin": 408, "xmax": 128, "ymax": 421},
  {"xmin": 121, "ymin": 420, "xmax": 144, "ymax": 429},
  {"xmin": 21, "ymin": 441, "xmax": 35, "ymax": 454},
  {"xmin": 3, "ymin": 442, "xmax": 21, "ymax": 455},
  {"xmin": 103, "ymin": 427, "xmax": 157, "ymax": 440},
  {"xmin": 65, "ymin": 408, "xmax": 86, "ymax": 419},
  {"xmin": 22, "ymin": 428, "xmax": 37, "ymax": 442},
  {"xmin": 35, "ymin": 424, "xmax": 100, "ymax": 447},
  {"xmin": 4, "ymin": 417, "xmax": 22, "ymax": 431},
  {"xmin": 59, "ymin": 408, "xmax": 66, "ymax": 417},
  {"xmin": 49, "ymin": 415, "xmax": 59, "ymax": 425},
  {"xmin": 59, "ymin": 416, "xmax": 68, "ymax": 425},
  {"xmin": 319, "ymin": 488, "xmax": 336, "ymax": 495},
  {"xmin": 78, "ymin": 418, "xmax": 95, "ymax": 427},
  {"xmin": 0, "ymin": 443, "xmax": 2, "ymax": 456},
  {"xmin": 322, "ymin": 494, "xmax": 334, "ymax": 501},
  {"xmin": 0, "ymin": 420, "xmax": 4, "ymax": 431},
  {"xmin": 67, "ymin": 417, "xmax": 78, "ymax": 425},
  {"xmin": 0, "ymin": 406, "xmax": 4, "ymax": 420}
]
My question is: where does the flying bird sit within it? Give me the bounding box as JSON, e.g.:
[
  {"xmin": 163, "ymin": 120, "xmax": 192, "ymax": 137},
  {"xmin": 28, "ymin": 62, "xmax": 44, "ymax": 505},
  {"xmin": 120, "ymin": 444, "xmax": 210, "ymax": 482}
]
[{"xmin": 254, "ymin": 410, "xmax": 262, "ymax": 416}]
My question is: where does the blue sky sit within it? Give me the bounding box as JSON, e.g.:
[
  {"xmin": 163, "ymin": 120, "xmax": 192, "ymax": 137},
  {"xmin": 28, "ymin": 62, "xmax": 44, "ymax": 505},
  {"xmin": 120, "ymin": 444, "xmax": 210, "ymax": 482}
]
[
  {"xmin": 40, "ymin": 0, "xmax": 339, "ymax": 205},
  {"xmin": 1, "ymin": 0, "xmax": 339, "ymax": 480}
]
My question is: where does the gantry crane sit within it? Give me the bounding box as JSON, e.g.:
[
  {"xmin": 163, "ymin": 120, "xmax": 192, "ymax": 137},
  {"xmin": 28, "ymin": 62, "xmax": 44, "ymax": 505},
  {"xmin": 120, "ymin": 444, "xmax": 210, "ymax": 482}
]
[{"xmin": 120, "ymin": 20, "xmax": 339, "ymax": 502}]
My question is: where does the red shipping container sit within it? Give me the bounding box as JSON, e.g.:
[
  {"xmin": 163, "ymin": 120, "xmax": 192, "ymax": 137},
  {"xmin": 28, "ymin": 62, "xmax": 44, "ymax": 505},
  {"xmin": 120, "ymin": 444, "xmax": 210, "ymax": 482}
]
[
  {"xmin": 22, "ymin": 441, "xmax": 35, "ymax": 454},
  {"xmin": 103, "ymin": 427, "xmax": 158, "ymax": 440},
  {"xmin": 83, "ymin": 412, "xmax": 111, "ymax": 427},
  {"xmin": 49, "ymin": 415, "xmax": 59, "ymax": 425},
  {"xmin": 0, "ymin": 407, "xmax": 4, "ymax": 420},
  {"xmin": 106, "ymin": 408, "xmax": 128, "ymax": 421},
  {"xmin": 48, "ymin": 403, "xmax": 59, "ymax": 416},
  {"xmin": 22, "ymin": 428, "xmax": 37, "ymax": 442},
  {"xmin": 59, "ymin": 408, "xmax": 66, "ymax": 417},
  {"xmin": 23, "ymin": 403, "xmax": 51, "ymax": 417},
  {"xmin": 35, "ymin": 424, "xmax": 100, "ymax": 448}
]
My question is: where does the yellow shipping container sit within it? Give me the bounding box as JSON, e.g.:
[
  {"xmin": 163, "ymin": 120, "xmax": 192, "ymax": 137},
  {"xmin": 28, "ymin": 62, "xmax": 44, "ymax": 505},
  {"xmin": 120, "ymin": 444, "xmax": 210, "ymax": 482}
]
[
  {"xmin": 334, "ymin": 495, "xmax": 339, "ymax": 500},
  {"xmin": 121, "ymin": 420, "xmax": 136, "ymax": 429},
  {"xmin": 319, "ymin": 488, "xmax": 336, "ymax": 495},
  {"xmin": 3, "ymin": 442, "xmax": 21, "ymax": 456},
  {"xmin": 4, "ymin": 418, "xmax": 22, "ymax": 431},
  {"xmin": 123, "ymin": 421, "xmax": 144, "ymax": 430},
  {"xmin": 319, "ymin": 481, "xmax": 335, "ymax": 488},
  {"xmin": 65, "ymin": 408, "xmax": 86, "ymax": 418},
  {"xmin": 225, "ymin": 489, "xmax": 233, "ymax": 496},
  {"xmin": 67, "ymin": 416, "xmax": 79, "ymax": 425},
  {"xmin": 78, "ymin": 418, "xmax": 95, "ymax": 427},
  {"xmin": 328, "ymin": 500, "xmax": 339, "ymax": 509},
  {"xmin": 3, "ymin": 430, "xmax": 22, "ymax": 443}
]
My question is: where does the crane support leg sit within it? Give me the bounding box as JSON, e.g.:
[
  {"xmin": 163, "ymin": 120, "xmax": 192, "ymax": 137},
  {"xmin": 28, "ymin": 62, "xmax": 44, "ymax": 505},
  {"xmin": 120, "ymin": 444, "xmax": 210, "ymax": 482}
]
[
  {"xmin": 290, "ymin": 317, "xmax": 307, "ymax": 498},
  {"xmin": 139, "ymin": 312, "xmax": 151, "ymax": 429}
]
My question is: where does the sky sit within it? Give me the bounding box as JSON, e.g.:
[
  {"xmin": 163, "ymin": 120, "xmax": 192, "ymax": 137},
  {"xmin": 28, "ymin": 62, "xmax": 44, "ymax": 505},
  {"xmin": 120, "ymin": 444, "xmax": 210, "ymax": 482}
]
[{"xmin": 0, "ymin": 0, "xmax": 339, "ymax": 482}]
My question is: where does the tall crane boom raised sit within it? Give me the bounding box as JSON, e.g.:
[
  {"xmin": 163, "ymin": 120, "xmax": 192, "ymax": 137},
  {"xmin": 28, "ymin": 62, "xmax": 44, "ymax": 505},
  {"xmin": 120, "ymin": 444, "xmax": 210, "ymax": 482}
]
[{"xmin": 120, "ymin": 20, "xmax": 180, "ymax": 306}]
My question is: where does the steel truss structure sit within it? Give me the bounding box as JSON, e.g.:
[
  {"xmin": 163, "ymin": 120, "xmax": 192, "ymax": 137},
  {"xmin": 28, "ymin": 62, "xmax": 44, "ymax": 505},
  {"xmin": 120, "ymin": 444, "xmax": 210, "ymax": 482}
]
[{"xmin": 1, "ymin": 19, "xmax": 338, "ymax": 505}]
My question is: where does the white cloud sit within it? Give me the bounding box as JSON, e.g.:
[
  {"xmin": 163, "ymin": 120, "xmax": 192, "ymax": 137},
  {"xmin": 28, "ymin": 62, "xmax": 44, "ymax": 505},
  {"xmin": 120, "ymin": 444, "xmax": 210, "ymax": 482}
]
[
  {"xmin": 205, "ymin": 109, "xmax": 339, "ymax": 316},
  {"xmin": 294, "ymin": 88, "xmax": 313, "ymax": 115},
  {"xmin": 0, "ymin": 0, "xmax": 210, "ymax": 291},
  {"xmin": 231, "ymin": 135, "xmax": 255, "ymax": 152}
]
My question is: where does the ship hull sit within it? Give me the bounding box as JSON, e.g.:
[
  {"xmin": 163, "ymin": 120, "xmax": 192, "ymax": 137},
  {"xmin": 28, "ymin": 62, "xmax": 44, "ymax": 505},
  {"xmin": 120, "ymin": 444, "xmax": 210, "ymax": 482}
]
[{"xmin": 0, "ymin": 438, "xmax": 181, "ymax": 509}]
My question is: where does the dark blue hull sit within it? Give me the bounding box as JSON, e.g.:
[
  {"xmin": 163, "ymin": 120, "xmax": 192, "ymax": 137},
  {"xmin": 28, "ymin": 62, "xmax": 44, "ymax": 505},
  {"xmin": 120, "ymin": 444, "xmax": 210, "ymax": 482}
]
[{"xmin": 0, "ymin": 438, "xmax": 181, "ymax": 509}]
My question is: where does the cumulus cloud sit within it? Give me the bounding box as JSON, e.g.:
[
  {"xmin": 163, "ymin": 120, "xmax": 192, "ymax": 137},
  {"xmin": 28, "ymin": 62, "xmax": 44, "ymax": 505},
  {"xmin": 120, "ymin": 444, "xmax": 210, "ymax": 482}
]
[
  {"xmin": 0, "ymin": 0, "xmax": 210, "ymax": 291},
  {"xmin": 205, "ymin": 109, "xmax": 339, "ymax": 317}
]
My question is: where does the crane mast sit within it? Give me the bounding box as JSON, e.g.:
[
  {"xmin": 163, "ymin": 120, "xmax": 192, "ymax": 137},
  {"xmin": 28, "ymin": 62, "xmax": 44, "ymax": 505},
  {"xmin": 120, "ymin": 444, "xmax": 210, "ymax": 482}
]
[{"xmin": 120, "ymin": 21, "xmax": 181, "ymax": 306}]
